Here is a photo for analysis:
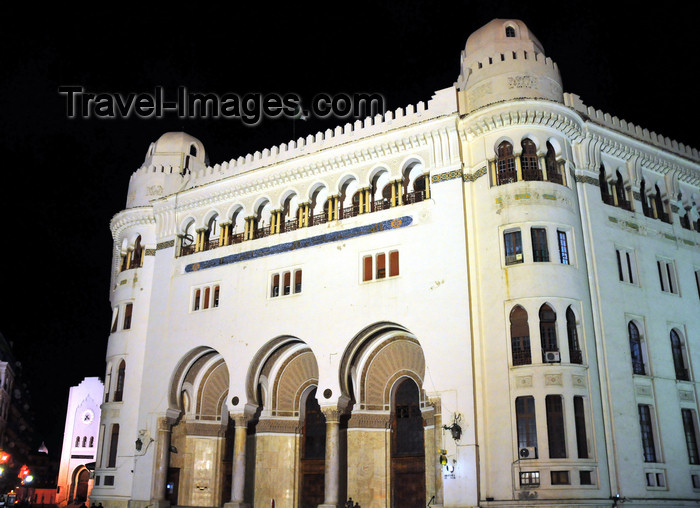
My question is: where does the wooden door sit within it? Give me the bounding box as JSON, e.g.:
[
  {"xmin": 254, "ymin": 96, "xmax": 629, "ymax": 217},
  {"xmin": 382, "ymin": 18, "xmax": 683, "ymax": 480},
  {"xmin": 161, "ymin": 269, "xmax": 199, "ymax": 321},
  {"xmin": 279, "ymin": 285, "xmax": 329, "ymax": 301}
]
[
  {"xmin": 391, "ymin": 379, "xmax": 426, "ymax": 508},
  {"xmin": 300, "ymin": 388, "xmax": 326, "ymax": 508}
]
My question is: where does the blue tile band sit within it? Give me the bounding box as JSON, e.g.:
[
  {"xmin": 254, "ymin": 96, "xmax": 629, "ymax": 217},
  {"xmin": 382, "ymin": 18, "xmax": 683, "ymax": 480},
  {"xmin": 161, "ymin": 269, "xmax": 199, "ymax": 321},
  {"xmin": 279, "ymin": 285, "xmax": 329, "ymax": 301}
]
[{"xmin": 185, "ymin": 215, "xmax": 413, "ymax": 273}]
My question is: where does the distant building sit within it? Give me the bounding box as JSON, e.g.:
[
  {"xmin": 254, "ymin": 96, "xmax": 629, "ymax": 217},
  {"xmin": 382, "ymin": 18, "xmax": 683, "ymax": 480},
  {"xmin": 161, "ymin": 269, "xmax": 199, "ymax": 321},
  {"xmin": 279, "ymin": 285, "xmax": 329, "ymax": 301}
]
[
  {"xmin": 56, "ymin": 378, "xmax": 103, "ymax": 507},
  {"xmin": 0, "ymin": 333, "xmax": 16, "ymax": 446},
  {"xmin": 91, "ymin": 18, "xmax": 700, "ymax": 508}
]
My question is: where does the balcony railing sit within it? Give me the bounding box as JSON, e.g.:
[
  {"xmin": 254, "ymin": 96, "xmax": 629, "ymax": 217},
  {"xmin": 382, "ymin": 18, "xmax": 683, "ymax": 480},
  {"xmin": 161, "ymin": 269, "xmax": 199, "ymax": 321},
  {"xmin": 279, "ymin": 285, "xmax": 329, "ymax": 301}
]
[{"xmin": 177, "ymin": 189, "xmax": 428, "ymax": 257}]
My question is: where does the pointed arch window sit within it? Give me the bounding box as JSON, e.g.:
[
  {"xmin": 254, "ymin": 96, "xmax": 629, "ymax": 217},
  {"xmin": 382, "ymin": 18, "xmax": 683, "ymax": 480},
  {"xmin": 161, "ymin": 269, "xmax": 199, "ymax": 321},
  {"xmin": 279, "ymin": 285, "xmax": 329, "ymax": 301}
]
[
  {"xmin": 545, "ymin": 142, "xmax": 563, "ymax": 184},
  {"xmin": 114, "ymin": 360, "xmax": 126, "ymax": 402},
  {"xmin": 540, "ymin": 305, "xmax": 559, "ymax": 362},
  {"xmin": 640, "ymin": 179, "xmax": 652, "ymax": 217},
  {"xmin": 496, "ymin": 141, "xmax": 517, "ymax": 185},
  {"xmin": 510, "ymin": 306, "xmax": 531, "ymax": 366},
  {"xmin": 505, "ymin": 26, "xmax": 516, "ymax": 37},
  {"xmin": 629, "ymin": 322, "xmax": 645, "ymax": 375},
  {"xmin": 670, "ymin": 329, "xmax": 689, "ymax": 381},
  {"xmin": 521, "ymin": 139, "xmax": 541, "ymax": 181},
  {"xmin": 566, "ymin": 307, "xmax": 582, "ymax": 364},
  {"xmin": 655, "ymin": 184, "xmax": 670, "ymax": 223},
  {"xmin": 599, "ymin": 165, "xmax": 612, "ymax": 205},
  {"xmin": 614, "ymin": 171, "xmax": 630, "ymax": 210}
]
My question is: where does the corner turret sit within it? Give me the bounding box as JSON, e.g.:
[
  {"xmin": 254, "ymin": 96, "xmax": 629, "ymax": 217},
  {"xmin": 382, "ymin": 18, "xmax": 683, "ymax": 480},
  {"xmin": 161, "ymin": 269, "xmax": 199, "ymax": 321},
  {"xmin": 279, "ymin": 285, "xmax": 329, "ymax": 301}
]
[
  {"xmin": 125, "ymin": 132, "xmax": 207, "ymax": 208},
  {"xmin": 456, "ymin": 19, "xmax": 563, "ymax": 114}
]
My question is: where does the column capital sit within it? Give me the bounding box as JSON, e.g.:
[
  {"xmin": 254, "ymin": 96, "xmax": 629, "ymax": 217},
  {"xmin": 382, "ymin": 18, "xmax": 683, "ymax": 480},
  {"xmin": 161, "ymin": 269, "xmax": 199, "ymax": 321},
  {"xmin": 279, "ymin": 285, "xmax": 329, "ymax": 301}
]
[
  {"xmin": 229, "ymin": 412, "xmax": 251, "ymax": 427},
  {"xmin": 321, "ymin": 407, "xmax": 342, "ymax": 423}
]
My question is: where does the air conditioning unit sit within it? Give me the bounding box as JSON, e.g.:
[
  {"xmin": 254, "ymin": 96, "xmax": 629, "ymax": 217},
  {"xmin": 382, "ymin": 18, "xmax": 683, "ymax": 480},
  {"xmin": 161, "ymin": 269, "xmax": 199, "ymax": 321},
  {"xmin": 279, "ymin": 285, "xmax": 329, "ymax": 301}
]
[
  {"xmin": 505, "ymin": 253, "xmax": 523, "ymax": 265},
  {"xmin": 519, "ymin": 446, "xmax": 537, "ymax": 459},
  {"xmin": 544, "ymin": 351, "xmax": 561, "ymax": 363}
]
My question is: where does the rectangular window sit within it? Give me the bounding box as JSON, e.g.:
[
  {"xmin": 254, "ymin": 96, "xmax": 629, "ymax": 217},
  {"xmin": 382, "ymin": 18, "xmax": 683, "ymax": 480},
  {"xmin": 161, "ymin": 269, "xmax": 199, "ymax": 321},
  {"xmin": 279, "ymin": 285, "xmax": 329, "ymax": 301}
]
[
  {"xmin": 580, "ymin": 470, "xmax": 593, "ymax": 485},
  {"xmin": 362, "ymin": 250, "xmax": 399, "ymax": 282},
  {"xmin": 695, "ymin": 269, "xmax": 700, "ymax": 299},
  {"xmin": 294, "ymin": 269, "xmax": 302, "ymax": 293},
  {"xmin": 270, "ymin": 268, "xmax": 302, "ymax": 297},
  {"xmin": 283, "ymin": 271, "xmax": 291, "ymax": 295},
  {"xmin": 557, "ymin": 230, "xmax": 569, "ymax": 265},
  {"xmin": 638, "ymin": 404, "xmax": 657, "ymax": 463},
  {"xmin": 110, "ymin": 307, "xmax": 119, "ymax": 333},
  {"xmin": 194, "ymin": 289, "xmax": 201, "ymax": 310},
  {"xmin": 682, "ymin": 409, "xmax": 700, "ymax": 465},
  {"xmin": 693, "ymin": 474, "xmax": 700, "ymax": 488},
  {"xmin": 363, "ymin": 255, "xmax": 373, "ymax": 282},
  {"xmin": 103, "ymin": 475, "xmax": 115, "ymax": 486},
  {"xmin": 389, "ymin": 250, "xmax": 400, "ymax": 277},
  {"xmin": 551, "ymin": 470, "xmax": 569, "ymax": 485},
  {"xmin": 657, "ymin": 259, "xmax": 678, "ymax": 294},
  {"xmin": 519, "ymin": 471, "xmax": 540, "ymax": 487},
  {"xmin": 271, "ymin": 274, "xmax": 280, "ymax": 297},
  {"xmin": 615, "ymin": 247, "xmax": 637, "ymax": 284},
  {"xmin": 574, "ymin": 396, "xmax": 589, "ymax": 458},
  {"xmin": 203, "ymin": 287, "xmax": 211, "ymax": 309},
  {"xmin": 546, "ymin": 395, "xmax": 566, "ymax": 458},
  {"xmin": 531, "ymin": 227, "xmax": 549, "ymax": 262},
  {"xmin": 376, "ymin": 253, "xmax": 386, "ymax": 279},
  {"xmin": 213, "ymin": 285, "xmax": 220, "ymax": 307},
  {"xmin": 123, "ymin": 303, "xmax": 133, "ymax": 330},
  {"xmin": 515, "ymin": 396, "xmax": 537, "ymax": 456},
  {"xmin": 504, "ymin": 230, "xmax": 523, "ymax": 265},
  {"xmin": 107, "ymin": 424, "xmax": 119, "ymax": 468}
]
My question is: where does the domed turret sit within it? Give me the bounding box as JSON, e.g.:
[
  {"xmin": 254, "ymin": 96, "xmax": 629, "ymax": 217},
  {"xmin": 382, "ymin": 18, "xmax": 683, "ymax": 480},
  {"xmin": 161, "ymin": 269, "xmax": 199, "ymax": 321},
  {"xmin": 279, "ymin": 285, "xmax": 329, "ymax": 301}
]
[
  {"xmin": 125, "ymin": 132, "xmax": 207, "ymax": 208},
  {"xmin": 456, "ymin": 19, "xmax": 563, "ymax": 114}
]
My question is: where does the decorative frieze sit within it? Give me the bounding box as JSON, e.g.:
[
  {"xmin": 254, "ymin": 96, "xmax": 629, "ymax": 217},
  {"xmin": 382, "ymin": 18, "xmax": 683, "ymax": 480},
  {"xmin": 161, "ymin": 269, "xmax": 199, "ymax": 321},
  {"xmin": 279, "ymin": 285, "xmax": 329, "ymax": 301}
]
[
  {"xmin": 347, "ymin": 412, "xmax": 391, "ymax": 429},
  {"xmin": 255, "ymin": 418, "xmax": 301, "ymax": 434}
]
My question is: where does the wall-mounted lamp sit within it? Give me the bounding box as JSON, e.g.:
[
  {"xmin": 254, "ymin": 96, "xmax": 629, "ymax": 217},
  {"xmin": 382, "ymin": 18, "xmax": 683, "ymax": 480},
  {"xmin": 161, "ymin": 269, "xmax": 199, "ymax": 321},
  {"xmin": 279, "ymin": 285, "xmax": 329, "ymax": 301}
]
[
  {"xmin": 135, "ymin": 438, "xmax": 143, "ymax": 451},
  {"xmin": 443, "ymin": 413, "xmax": 463, "ymax": 441}
]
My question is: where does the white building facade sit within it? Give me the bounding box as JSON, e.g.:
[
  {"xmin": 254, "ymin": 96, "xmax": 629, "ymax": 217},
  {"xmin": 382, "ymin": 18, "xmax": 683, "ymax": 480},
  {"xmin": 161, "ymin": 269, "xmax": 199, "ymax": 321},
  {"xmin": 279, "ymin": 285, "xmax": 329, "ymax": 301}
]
[
  {"xmin": 56, "ymin": 377, "xmax": 103, "ymax": 506},
  {"xmin": 90, "ymin": 19, "xmax": 700, "ymax": 508}
]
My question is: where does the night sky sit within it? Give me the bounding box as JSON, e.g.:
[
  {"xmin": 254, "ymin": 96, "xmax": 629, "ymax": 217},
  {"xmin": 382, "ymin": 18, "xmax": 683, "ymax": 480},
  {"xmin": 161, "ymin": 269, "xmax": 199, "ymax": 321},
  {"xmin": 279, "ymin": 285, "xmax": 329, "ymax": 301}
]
[{"xmin": 2, "ymin": 2, "xmax": 698, "ymax": 457}]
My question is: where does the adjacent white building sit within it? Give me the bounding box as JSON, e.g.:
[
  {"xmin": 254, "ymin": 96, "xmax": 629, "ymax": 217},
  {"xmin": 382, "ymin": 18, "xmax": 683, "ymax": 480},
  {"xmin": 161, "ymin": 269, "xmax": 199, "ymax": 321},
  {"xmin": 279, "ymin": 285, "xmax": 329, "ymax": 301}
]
[
  {"xmin": 56, "ymin": 377, "xmax": 103, "ymax": 507},
  {"xmin": 90, "ymin": 19, "xmax": 700, "ymax": 508}
]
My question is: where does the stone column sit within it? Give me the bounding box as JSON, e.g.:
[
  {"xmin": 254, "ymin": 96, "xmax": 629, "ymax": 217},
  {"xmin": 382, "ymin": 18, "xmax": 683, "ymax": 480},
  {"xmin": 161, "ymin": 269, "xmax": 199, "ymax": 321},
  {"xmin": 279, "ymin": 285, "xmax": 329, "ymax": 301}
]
[
  {"xmin": 320, "ymin": 408, "xmax": 341, "ymax": 508},
  {"xmin": 224, "ymin": 414, "xmax": 250, "ymax": 508},
  {"xmin": 151, "ymin": 411, "xmax": 179, "ymax": 508}
]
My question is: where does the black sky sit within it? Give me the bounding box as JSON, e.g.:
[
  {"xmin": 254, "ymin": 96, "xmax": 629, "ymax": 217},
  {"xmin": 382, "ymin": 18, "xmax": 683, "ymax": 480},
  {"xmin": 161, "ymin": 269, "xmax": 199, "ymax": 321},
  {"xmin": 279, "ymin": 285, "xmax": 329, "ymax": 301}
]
[{"xmin": 2, "ymin": 1, "xmax": 698, "ymax": 456}]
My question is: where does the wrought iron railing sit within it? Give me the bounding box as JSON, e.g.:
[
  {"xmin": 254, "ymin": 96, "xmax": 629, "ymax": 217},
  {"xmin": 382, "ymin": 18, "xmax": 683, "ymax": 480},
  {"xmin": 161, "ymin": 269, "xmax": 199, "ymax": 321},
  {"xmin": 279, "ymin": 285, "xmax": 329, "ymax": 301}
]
[{"xmin": 177, "ymin": 189, "xmax": 428, "ymax": 257}]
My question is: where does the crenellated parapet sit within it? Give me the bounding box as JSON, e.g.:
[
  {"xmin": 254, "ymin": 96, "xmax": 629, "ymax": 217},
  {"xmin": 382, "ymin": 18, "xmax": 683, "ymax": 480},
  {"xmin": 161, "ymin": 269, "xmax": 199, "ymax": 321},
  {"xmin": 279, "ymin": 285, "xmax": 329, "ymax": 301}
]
[{"xmin": 564, "ymin": 93, "xmax": 700, "ymax": 163}]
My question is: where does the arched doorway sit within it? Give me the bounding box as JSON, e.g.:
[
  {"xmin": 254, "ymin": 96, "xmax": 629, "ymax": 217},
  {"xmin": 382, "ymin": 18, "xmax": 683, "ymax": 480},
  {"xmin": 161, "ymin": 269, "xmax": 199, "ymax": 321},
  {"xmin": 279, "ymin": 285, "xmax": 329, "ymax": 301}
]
[
  {"xmin": 299, "ymin": 387, "xmax": 326, "ymax": 508},
  {"xmin": 71, "ymin": 466, "xmax": 90, "ymax": 503},
  {"xmin": 391, "ymin": 378, "xmax": 426, "ymax": 508},
  {"xmin": 167, "ymin": 348, "xmax": 231, "ymax": 507}
]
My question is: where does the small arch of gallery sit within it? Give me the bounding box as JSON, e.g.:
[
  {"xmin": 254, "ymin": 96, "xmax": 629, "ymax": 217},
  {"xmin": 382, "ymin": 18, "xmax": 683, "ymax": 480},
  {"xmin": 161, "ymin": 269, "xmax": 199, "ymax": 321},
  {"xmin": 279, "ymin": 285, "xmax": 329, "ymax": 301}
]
[
  {"xmin": 597, "ymin": 161, "xmax": 700, "ymax": 232},
  {"xmin": 146, "ymin": 324, "xmax": 444, "ymax": 508},
  {"xmin": 489, "ymin": 134, "xmax": 568, "ymax": 187},
  {"xmin": 176, "ymin": 158, "xmax": 431, "ymax": 257}
]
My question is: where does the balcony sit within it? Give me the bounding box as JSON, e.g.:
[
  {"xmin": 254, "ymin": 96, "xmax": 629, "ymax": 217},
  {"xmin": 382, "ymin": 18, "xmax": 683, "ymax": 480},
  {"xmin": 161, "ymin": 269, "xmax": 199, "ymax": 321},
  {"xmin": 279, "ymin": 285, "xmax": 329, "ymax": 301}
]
[{"xmin": 178, "ymin": 189, "xmax": 428, "ymax": 258}]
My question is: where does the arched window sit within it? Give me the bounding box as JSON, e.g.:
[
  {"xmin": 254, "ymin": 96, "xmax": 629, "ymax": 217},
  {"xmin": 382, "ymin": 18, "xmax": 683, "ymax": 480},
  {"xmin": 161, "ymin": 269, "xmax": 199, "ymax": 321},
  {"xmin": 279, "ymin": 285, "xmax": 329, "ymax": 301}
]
[
  {"xmin": 640, "ymin": 179, "xmax": 651, "ymax": 217},
  {"xmin": 505, "ymin": 26, "xmax": 516, "ymax": 37},
  {"xmin": 82, "ymin": 436, "xmax": 87, "ymax": 447},
  {"xmin": 670, "ymin": 329, "xmax": 689, "ymax": 381},
  {"xmin": 75, "ymin": 436, "xmax": 80, "ymax": 447},
  {"xmin": 540, "ymin": 304, "xmax": 559, "ymax": 362},
  {"xmin": 655, "ymin": 184, "xmax": 669, "ymax": 222},
  {"xmin": 89, "ymin": 436, "xmax": 94, "ymax": 447},
  {"xmin": 107, "ymin": 424, "xmax": 120, "ymax": 468},
  {"xmin": 566, "ymin": 307, "xmax": 582, "ymax": 364},
  {"xmin": 190, "ymin": 144, "xmax": 197, "ymax": 156},
  {"xmin": 496, "ymin": 141, "xmax": 517, "ymax": 185},
  {"xmin": 521, "ymin": 139, "xmax": 541, "ymax": 181},
  {"xmin": 629, "ymin": 322, "xmax": 645, "ymax": 375},
  {"xmin": 615, "ymin": 170, "xmax": 629, "ymax": 210},
  {"xmin": 545, "ymin": 142, "xmax": 562, "ymax": 184},
  {"xmin": 599, "ymin": 165, "xmax": 612, "ymax": 205},
  {"xmin": 510, "ymin": 306, "xmax": 531, "ymax": 366},
  {"xmin": 114, "ymin": 360, "xmax": 126, "ymax": 402},
  {"xmin": 131, "ymin": 235, "xmax": 143, "ymax": 269}
]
